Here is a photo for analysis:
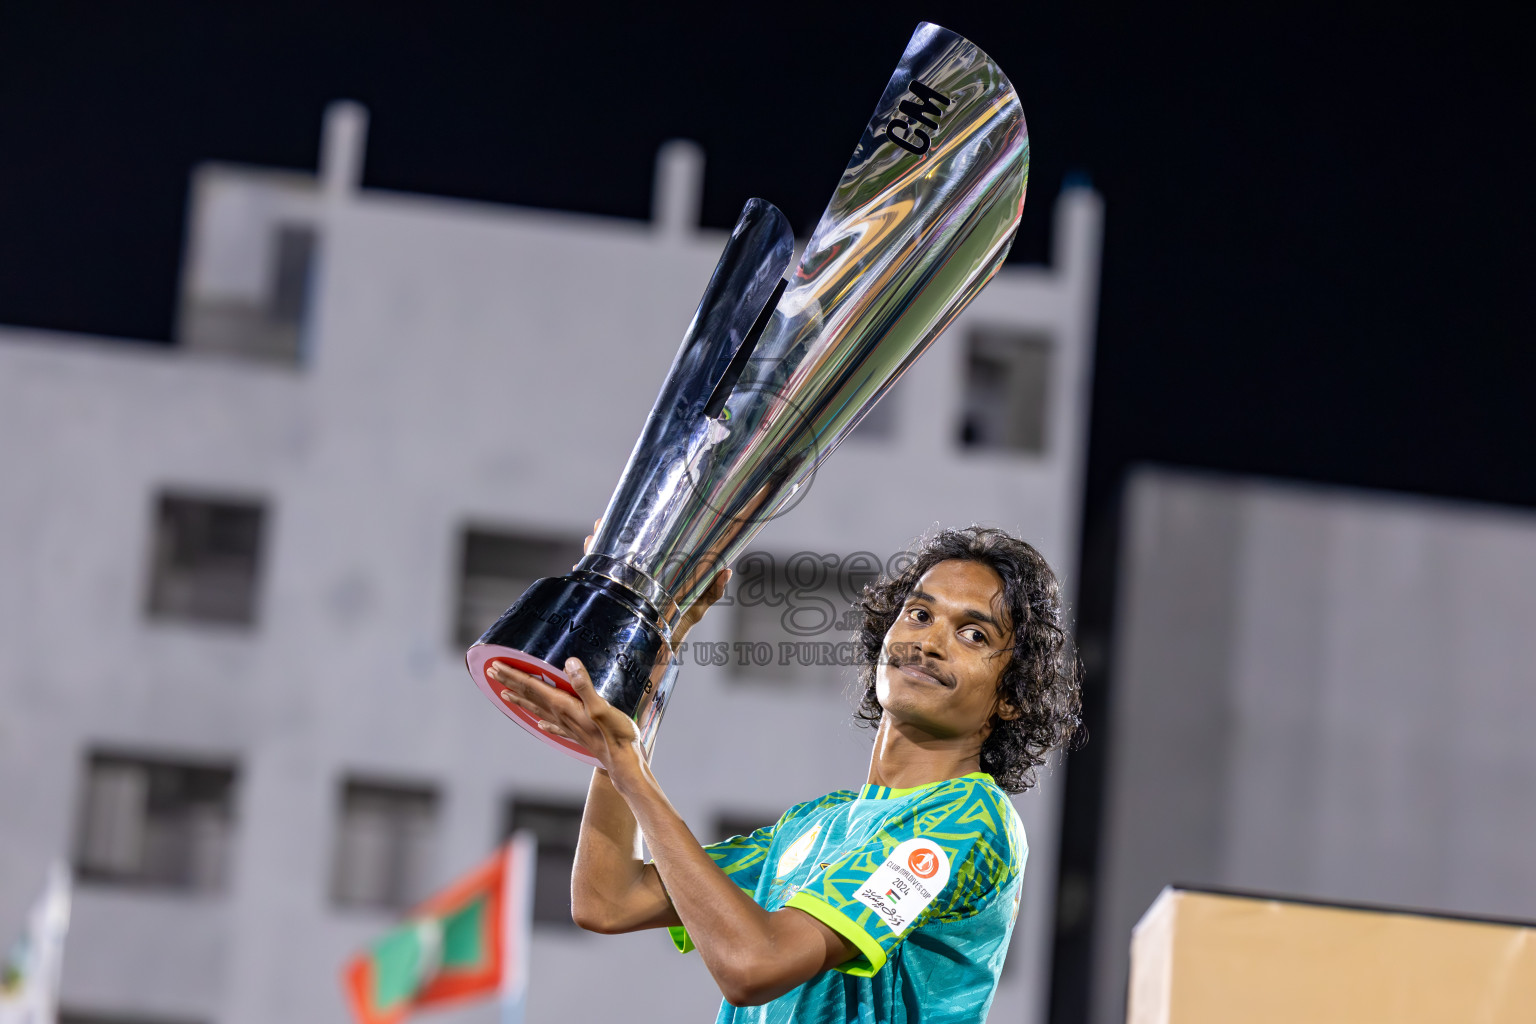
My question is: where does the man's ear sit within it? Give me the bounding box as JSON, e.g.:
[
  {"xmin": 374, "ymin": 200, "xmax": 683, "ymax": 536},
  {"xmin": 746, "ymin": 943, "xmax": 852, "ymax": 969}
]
[{"xmin": 995, "ymin": 694, "xmax": 1022, "ymax": 722}]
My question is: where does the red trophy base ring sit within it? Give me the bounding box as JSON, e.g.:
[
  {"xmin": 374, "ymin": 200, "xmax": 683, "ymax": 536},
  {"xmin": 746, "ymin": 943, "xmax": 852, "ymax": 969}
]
[{"xmin": 466, "ymin": 644, "xmax": 602, "ymax": 767}]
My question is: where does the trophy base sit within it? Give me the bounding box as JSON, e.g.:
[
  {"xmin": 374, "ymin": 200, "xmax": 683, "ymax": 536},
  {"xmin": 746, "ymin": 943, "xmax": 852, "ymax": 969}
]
[{"xmin": 466, "ymin": 572, "xmax": 671, "ymax": 766}]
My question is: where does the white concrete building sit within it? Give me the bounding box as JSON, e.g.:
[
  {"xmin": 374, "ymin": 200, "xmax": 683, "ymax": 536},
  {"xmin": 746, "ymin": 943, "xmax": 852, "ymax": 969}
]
[{"xmin": 0, "ymin": 103, "xmax": 1103, "ymax": 1024}]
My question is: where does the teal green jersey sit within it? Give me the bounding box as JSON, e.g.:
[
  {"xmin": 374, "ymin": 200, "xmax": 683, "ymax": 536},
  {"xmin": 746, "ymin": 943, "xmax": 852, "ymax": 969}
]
[{"xmin": 670, "ymin": 772, "xmax": 1027, "ymax": 1024}]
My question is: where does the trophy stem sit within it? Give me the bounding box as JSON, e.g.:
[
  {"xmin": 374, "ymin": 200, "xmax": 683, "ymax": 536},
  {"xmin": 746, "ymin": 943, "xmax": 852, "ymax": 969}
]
[{"xmin": 574, "ymin": 553, "xmax": 681, "ymax": 630}]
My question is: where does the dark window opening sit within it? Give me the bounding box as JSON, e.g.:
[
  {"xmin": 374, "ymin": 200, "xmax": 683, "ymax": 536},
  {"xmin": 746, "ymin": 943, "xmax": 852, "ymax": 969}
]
[
  {"xmin": 958, "ymin": 328, "xmax": 1052, "ymax": 453},
  {"xmin": 268, "ymin": 223, "xmax": 317, "ymax": 328},
  {"xmin": 74, "ymin": 751, "xmax": 237, "ymax": 893},
  {"xmin": 145, "ymin": 493, "xmax": 266, "ymax": 627},
  {"xmin": 331, "ymin": 779, "xmax": 439, "ymax": 912},
  {"xmin": 177, "ymin": 217, "xmax": 319, "ymax": 366},
  {"xmin": 503, "ymin": 797, "xmax": 583, "ymax": 927}
]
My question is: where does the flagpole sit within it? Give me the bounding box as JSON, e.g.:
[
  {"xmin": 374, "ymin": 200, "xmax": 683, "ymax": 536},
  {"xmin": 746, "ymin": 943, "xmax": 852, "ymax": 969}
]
[
  {"xmin": 499, "ymin": 831, "xmax": 537, "ymax": 1024},
  {"xmin": 0, "ymin": 861, "xmax": 72, "ymax": 1024}
]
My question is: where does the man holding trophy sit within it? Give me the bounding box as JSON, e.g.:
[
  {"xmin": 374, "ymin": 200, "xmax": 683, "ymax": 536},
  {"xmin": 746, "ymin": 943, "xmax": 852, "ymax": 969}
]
[
  {"xmin": 466, "ymin": 23, "xmax": 1082, "ymax": 1021},
  {"xmin": 492, "ymin": 524, "xmax": 1080, "ymax": 1020}
]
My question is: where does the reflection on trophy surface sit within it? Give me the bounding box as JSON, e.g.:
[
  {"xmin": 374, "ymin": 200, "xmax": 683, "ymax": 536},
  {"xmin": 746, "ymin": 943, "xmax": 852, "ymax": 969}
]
[{"xmin": 466, "ymin": 22, "xmax": 1031, "ymax": 764}]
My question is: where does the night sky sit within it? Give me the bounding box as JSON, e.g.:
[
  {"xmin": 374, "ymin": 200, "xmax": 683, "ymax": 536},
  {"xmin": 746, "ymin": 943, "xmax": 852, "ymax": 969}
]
[{"xmin": 3, "ymin": 4, "xmax": 1532, "ymax": 1020}]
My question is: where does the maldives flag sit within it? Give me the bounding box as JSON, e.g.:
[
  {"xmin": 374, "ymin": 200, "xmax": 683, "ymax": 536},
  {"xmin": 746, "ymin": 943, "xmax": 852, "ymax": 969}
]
[{"xmin": 343, "ymin": 833, "xmax": 535, "ymax": 1024}]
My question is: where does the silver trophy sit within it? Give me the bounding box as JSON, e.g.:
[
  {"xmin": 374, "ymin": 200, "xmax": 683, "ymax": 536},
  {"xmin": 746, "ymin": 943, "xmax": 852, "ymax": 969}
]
[{"xmin": 467, "ymin": 22, "xmax": 1030, "ymax": 765}]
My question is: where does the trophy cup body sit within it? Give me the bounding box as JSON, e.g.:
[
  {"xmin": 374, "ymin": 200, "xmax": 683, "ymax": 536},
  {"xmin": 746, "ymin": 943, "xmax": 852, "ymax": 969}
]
[{"xmin": 467, "ymin": 22, "xmax": 1031, "ymax": 765}]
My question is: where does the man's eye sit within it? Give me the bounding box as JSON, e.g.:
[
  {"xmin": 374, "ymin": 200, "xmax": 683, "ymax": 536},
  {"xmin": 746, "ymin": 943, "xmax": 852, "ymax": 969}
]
[{"xmin": 963, "ymin": 628, "xmax": 986, "ymax": 644}]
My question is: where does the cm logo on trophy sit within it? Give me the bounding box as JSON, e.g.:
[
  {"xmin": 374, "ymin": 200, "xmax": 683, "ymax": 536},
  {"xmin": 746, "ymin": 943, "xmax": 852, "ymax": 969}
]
[{"xmin": 880, "ymin": 81, "xmax": 952, "ymax": 155}]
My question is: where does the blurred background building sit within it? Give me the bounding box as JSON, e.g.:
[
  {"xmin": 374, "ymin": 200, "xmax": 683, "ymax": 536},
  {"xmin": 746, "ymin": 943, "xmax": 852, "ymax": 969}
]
[
  {"xmin": 0, "ymin": 103, "xmax": 1104, "ymax": 1024},
  {"xmin": 1087, "ymin": 468, "xmax": 1536, "ymax": 1024}
]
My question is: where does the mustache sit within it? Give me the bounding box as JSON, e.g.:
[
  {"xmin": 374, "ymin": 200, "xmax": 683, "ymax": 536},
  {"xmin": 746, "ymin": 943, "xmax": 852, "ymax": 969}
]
[{"xmin": 885, "ymin": 643, "xmax": 955, "ymax": 687}]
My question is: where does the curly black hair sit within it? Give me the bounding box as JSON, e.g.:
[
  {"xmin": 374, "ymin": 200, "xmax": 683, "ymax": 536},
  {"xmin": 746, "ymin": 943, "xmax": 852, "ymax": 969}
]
[{"xmin": 851, "ymin": 526, "xmax": 1083, "ymax": 793}]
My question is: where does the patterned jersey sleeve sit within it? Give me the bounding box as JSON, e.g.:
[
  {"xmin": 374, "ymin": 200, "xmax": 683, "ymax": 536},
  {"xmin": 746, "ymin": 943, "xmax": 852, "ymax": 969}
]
[
  {"xmin": 666, "ymin": 820, "xmax": 778, "ymax": 954},
  {"xmin": 705, "ymin": 823, "xmax": 777, "ymax": 896},
  {"xmin": 784, "ymin": 778, "xmax": 1024, "ymax": 977}
]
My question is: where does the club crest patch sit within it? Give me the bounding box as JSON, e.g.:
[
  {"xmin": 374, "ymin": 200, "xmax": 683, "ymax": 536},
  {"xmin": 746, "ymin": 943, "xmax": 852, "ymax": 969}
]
[
  {"xmin": 776, "ymin": 826, "xmax": 822, "ymax": 878},
  {"xmin": 853, "ymin": 837, "xmax": 950, "ymax": 934}
]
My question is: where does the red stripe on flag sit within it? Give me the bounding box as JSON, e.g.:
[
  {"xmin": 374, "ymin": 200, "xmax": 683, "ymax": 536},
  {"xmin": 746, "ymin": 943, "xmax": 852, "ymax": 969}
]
[
  {"xmin": 343, "ymin": 955, "xmax": 409, "ymax": 1024},
  {"xmin": 416, "ymin": 849, "xmax": 504, "ymax": 1005},
  {"xmin": 342, "ymin": 841, "xmax": 528, "ymax": 1023}
]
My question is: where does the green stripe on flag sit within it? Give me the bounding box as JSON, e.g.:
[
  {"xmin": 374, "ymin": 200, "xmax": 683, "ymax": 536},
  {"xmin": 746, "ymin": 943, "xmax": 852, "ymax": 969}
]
[
  {"xmin": 369, "ymin": 923, "xmax": 428, "ymax": 1011},
  {"xmin": 440, "ymin": 895, "xmax": 487, "ymax": 970}
]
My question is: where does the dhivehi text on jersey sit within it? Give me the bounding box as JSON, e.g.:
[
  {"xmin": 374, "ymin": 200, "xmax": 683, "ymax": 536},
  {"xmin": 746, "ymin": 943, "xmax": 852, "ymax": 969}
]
[{"xmin": 852, "ymin": 837, "xmax": 950, "ymax": 934}]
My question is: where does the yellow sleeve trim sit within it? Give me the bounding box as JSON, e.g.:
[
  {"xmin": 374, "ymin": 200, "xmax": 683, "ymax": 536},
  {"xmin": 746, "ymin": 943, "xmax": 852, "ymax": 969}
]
[
  {"xmin": 668, "ymin": 925, "xmax": 696, "ymax": 954},
  {"xmin": 784, "ymin": 891, "xmax": 887, "ymax": 978}
]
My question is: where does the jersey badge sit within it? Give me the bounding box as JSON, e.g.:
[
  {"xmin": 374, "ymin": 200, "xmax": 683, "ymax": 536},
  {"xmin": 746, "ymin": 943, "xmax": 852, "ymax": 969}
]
[{"xmin": 853, "ymin": 837, "xmax": 951, "ymax": 934}]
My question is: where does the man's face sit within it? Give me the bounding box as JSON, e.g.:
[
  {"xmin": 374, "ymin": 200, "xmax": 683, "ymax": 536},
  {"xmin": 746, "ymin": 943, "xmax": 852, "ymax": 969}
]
[{"xmin": 876, "ymin": 559, "xmax": 1017, "ymax": 740}]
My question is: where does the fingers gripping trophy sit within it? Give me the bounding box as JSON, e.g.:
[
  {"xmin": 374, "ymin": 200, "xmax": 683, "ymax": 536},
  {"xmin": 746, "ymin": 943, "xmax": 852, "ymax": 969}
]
[{"xmin": 466, "ymin": 23, "xmax": 1030, "ymax": 765}]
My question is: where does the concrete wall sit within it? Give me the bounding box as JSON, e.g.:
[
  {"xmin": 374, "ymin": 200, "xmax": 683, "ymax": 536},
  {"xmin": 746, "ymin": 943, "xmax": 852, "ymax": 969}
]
[
  {"xmin": 0, "ymin": 106, "xmax": 1101, "ymax": 1024},
  {"xmin": 1092, "ymin": 468, "xmax": 1536, "ymax": 1024}
]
